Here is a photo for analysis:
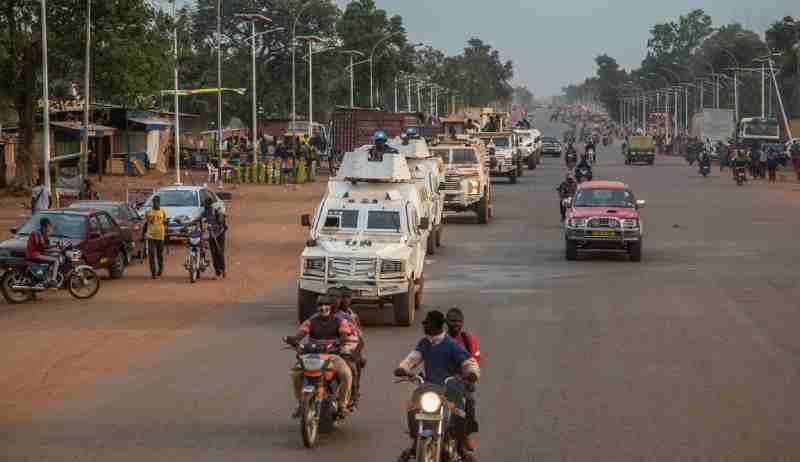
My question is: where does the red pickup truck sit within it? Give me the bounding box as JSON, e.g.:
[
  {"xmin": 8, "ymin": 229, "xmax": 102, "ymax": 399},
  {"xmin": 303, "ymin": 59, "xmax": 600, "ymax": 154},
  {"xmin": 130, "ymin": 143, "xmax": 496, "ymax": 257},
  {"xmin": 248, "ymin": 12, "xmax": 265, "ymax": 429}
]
[{"xmin": 563, "ymin": 181, "xmax": 646, "ymax": 261}]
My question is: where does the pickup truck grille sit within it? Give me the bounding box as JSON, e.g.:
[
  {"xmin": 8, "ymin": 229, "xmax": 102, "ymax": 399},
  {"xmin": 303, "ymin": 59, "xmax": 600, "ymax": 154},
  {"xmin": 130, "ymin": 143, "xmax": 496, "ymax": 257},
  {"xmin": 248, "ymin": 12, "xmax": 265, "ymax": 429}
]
[
  {"xmin": 441, "ymin": 174, "xmax": 462, "ymax": 192},
  {"xmin": 329, "ymin": 257, "xmax": 376, "ymax": 279},
  {"xmin": 588, "ymin": 217, "xmax": 621, "ymax": 229}
]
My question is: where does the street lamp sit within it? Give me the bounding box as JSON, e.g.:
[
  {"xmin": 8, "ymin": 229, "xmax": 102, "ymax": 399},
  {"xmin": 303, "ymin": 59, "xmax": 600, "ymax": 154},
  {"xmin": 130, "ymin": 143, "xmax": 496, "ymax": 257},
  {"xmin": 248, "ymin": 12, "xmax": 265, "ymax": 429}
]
[
  {"xmin": 172, "ymin": 0, "xmax": 182, "ymax": 184},
  {"xmin": 297, "ymin": 35, "xmax": 323, "ymax": 139},
  {"xmin": 291, "ymin": 1, "xmax": 314, "ymax": 132},
  {"xmin": 369, "ymin": 32, "xmax": 403, "ymax": 108},
  {"xmin": 234, "ymin": 13, "xmax": 274, "ymax": 164},
  {"xmin": 340, "ymin": 50, "xmax": 365, "ymax": 108}
]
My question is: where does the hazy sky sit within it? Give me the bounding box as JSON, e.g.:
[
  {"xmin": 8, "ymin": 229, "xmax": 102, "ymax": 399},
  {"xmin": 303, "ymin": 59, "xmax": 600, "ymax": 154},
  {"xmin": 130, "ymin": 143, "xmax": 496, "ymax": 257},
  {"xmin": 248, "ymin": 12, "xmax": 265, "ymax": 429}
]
[{"xmin": 363, "ymin": 0, "xmax": 798, "ymax": 98}]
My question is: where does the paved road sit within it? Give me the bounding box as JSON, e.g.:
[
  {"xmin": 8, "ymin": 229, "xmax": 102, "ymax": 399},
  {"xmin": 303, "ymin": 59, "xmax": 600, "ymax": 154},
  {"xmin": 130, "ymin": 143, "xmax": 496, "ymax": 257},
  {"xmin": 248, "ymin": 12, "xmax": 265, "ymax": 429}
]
[{"xmin": 4, "ymin": 112, "xmax": 800, "ymax": 461}]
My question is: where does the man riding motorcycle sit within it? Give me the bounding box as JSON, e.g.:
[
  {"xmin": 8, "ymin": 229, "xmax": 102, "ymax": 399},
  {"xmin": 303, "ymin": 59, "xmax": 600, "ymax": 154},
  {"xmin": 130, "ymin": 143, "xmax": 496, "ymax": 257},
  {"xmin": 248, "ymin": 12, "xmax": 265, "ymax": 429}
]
[
  {"xmin": 575, "ymin": 157, "xmax": 592, "ymax": 183},
  {"xmin": 564, "ymin": 142, "xmax": 577, "ymax": 166},
  {"xmin": 26, "ymin": 217, "xmax": 59, "ymax": 287},
  {"xmin": 556, "ymin": 174, "xmax": 578, "ymax": 221},
  {"xmin": 395, "ymin": 310, "xmax": 480, "ymax": 462},
  {"xmin": 732, "ymin": 148, "xmax": 750, "ymax": 180},
  {"xmin": 284, "ymin": 298, "xmax": 358, "ymax": 418},
  {"xmin": 446, "ymin": 308, "xmax": 481, "ymax": 452}
]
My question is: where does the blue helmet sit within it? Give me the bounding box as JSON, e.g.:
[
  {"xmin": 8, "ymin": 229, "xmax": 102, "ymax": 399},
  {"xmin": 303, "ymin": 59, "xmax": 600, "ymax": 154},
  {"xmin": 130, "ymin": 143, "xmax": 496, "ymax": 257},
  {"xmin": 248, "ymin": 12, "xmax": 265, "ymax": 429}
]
[
  {"xmin": 405, "ymin": 127, "xmax": 419, "ymax": 138},
  {"xmin": 374, "ymin": 131, "xmax": 388, "ymax": 142}
]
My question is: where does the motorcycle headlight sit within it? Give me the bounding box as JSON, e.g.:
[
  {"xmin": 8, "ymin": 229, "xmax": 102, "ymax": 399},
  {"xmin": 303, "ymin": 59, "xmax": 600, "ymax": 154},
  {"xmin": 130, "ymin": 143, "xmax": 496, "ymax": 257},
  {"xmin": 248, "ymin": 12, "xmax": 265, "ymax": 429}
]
[
  {"xmin": 419, "ymin": 391, "xmax": 442, "ymax": 413},
  {"xmin": 568, "ymin": 218, "xmax": 586, "ymax": 228}
]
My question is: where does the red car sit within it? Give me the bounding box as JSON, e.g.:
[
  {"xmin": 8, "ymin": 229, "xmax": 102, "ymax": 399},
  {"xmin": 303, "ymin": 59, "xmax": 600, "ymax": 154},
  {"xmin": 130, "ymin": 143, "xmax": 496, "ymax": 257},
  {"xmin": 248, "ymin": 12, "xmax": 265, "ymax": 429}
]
[
  {"xmin": 563, "ymin": 181, "xmax": 646, "ymax": 261},
  {"xmin": 69, "ymin": 201, "xmax": 145, "ymax": 259},
  {"xmin": 0, "ymin": 209, "xmax": 129, "ymax": 278}
]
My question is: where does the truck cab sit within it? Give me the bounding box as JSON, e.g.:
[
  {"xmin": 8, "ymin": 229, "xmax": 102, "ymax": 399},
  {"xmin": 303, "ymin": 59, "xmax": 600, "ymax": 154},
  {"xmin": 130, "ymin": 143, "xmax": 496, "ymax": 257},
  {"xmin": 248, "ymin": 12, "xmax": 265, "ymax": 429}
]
[
  {"xmin": 477, "ymin": 132, "xmax": 521, "ymax": 183},
  {"xmin": 430, "ymin": 141, "xmax": 492, "ymax": 224}
]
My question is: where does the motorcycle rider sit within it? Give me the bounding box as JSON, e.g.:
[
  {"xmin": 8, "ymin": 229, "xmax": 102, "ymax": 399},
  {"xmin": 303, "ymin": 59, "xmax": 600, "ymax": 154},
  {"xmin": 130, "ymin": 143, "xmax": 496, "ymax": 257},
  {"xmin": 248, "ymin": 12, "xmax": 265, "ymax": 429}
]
[
  {"xmin": 395, "ymin": 310, "xmax": 480, "ymax": 461},
  {"xmin": 732, "ymin": 147, "xmax": 750, "ymax": 180},
  {"xmin": 333, "ymin": 287, "xmax": 365, "ymax": 408},
  {"xmin": 446, "ymin": 308, "xmax": 481, "ymax": 452},
  {"xmin": 284, "ymin": 298, "xmax": 358, "ymax": 418},
  {"xmin": 575, "ymin": 156, "xmax": 592, "ymax": 182},
  {"xmin": 565, "ymin": 142, "xmax": 577, "ymax": 166},
  {"xmin": 368, "ymin": 130, "xmax": 398, "ymax": 161},
  {"xmin": 25, "ymin": 217, "xmax": 59, "ymax": 287},
  {"xmin": 556, "ymin": 174, "xmax": 578, "ymax": 221},
  {"xmin": 697, "ymin": 149, "xmax": 711, "ymax": 174}
]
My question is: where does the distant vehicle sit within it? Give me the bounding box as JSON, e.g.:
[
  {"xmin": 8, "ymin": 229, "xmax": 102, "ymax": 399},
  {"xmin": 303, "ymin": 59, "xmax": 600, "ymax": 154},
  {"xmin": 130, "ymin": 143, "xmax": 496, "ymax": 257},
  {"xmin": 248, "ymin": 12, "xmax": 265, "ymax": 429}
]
[
  {"xmin": 431, "ymin": 141, "xmax": 492, "ymax": 224},
  {"xmin": 477, "ymin": 132, "xmax": 521, "ymax": 183},
  {"xmin": 141, "ymin": 186, "xmax": 225, "ymax": 239},
  {"xmin": 541, "ymin": 137, "xmax": 562, "ymax": 157},
  {"xmin": 738, "ymin": 117, "xmax": 780, "ymax": 145},
  {"xmin": 0, "ymin": 209, "xmax": 129, "ymax": 279},
  {"xmin": 563, "ymin": 181, "xmax": 646, "ymax": 262},
  {"xmin": 68, "ymin": 201, "xmax": 144, "ymax": 259},
  {"xmin": 625, "ymin": 136, "xmax": 655, "ymax": 165}
]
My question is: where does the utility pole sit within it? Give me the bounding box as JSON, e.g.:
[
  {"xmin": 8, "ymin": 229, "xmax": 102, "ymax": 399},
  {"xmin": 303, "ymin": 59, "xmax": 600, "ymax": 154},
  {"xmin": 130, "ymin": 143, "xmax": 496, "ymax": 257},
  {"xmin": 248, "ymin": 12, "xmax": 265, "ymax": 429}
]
[
  {"xmin": 82, "ymin": 0, "xmax": 91, "ymax": 180},
  {"xmin": 41, "ymin": 0, "xmax": 51, "ymax": 193},
  {"xmin": 217, "ymin": 0, "xmax": 223, "ymax": 177}
]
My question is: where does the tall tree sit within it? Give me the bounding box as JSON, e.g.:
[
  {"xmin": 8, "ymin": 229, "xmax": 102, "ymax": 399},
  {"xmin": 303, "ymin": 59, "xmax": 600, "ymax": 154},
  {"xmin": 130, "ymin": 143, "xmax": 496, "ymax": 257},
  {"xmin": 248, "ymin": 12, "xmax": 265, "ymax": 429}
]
[{"xmin": 766, "ymin": 16, "xmax": 800, "ymax": 118}]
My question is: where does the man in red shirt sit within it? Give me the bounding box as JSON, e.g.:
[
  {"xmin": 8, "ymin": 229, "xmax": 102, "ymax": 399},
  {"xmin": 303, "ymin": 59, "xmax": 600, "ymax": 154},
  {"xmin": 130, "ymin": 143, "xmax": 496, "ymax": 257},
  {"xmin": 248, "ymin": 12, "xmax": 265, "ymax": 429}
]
[
  {"xmin": 446, "ymin": 307, "xmax": 480, "ymax": 452},
  {"xmin": 26, "ymin": 217, "xmax": 59, "ymax": 286}
]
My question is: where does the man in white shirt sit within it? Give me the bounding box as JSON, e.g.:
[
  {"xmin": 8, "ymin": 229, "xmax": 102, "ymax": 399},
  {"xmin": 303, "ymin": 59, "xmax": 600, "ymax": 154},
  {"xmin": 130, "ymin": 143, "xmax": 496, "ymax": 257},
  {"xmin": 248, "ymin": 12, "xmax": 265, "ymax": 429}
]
[{"xmin": 31, "ymin": 171, "xmax": 50, "ymax": 214}]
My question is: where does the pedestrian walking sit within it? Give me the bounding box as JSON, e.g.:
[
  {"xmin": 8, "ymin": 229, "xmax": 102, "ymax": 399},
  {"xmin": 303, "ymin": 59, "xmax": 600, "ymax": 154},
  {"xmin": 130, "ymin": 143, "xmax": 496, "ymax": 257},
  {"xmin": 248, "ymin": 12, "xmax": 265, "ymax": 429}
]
[
  {"xmin": 31, "ymin": 169, "xmax": 51, "ymax": 214},
  {"xmin": 758, "ymin": 146, "xmax": 768, "ymax": 180},
  {"xmin": 792, "ymin": 142, "xmax": 800, "ymax": 181},
  {"xmin": 143, "ymin": 195, "xmax": 166, "ymax": 279},
  {"xmin": 201, "ymin": 197, "xmax": 227, "ymax": 279},
  {"xmin": 767, "ymin": 149, "xmax": 779, "ymax": 183}
]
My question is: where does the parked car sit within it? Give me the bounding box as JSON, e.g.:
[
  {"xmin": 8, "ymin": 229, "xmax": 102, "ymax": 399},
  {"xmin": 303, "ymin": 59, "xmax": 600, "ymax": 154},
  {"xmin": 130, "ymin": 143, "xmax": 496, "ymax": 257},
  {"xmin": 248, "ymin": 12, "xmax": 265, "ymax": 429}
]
[
  {"xmin": 140, "ymin": 186, "xmax": 225, "ymax": 238},
  {"xmin": 69, "ymin": 201, "xmax": 145, "ymax": 258},
  {"xmin": 563, "ymin": 181, "xmax": 646, "ymax": 262},
  {"xmin": 0, "ymin": 209, "xmax": 129, "ymax": 279}
]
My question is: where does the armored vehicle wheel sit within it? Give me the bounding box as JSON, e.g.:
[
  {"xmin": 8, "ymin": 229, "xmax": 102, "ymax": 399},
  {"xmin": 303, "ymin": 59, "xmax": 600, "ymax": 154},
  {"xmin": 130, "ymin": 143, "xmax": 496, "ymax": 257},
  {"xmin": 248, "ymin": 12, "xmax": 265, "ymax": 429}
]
[
  {"xmin": 565, "ymin": 239, "xmax": 577, "ymax": 261},
  {"xmin": 477, "ymin": 192, "xmax": 489, "ymax": 224},
  {"xmin": 509, "ymin": 172, "xmax": 517, "ymax": 184},
  {"xmin": 297, "ymin": 289, "xmax": 318, "ymax": 323},
  {"xmin": 392, "ymin": 279, "xmax": 416, "ymax": 326},
  {"xmin": 528, "ymin": 156, "xmax": 536, "ymax": 170},
  {"xmin": 426, "ymin": 233, "xmax": 435, "ymax": 255},
  {"xmin": 435, "ymin": 227, "xmax": 443, "ymax": 247},
  {"xmin": 414, "ymin": 274, "xmax": 424, "ymax": 309}
]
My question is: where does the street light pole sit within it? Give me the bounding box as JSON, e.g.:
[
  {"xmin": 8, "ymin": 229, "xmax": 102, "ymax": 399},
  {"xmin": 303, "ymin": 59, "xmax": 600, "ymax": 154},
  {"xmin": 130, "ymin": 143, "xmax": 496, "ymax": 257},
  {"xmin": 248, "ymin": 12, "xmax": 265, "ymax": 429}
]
[
  {"xmin": 369, "ymin": 32, "xmax": 402, "ymax": 108},
  {"xmin": 234, "ymin": 14, "xmax": 273, "ymax": 164},
  {"xmin": 173, "ymin": 0, "xmax": 181, "ymax": 185},
  {"xmin": 41, "ymin": 0, "xmax": 51, "ymax": 193},
  {"xmin": 291, "ymin": 2, "xmax": 313, "ymax": 132},
  {"xmin": 216, "ymin": 0, "xmax": 223, "ymax": 175}
]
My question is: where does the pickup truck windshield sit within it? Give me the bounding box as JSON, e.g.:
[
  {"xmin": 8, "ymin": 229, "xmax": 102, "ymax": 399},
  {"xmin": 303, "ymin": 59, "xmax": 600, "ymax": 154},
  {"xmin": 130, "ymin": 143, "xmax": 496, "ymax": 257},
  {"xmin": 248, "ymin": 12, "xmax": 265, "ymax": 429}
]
[
  {"xmin": 18, "ymin": 213, "xmax": 87, "ymax": 239},
  {"xmin": 147, "ymin": 190, "xmax": 198, "ymax": 207},
  {"xmin": 367, "ymin": 211, "xmax": 401, "ymax": 231},
  {"xmin": 482, "ymin": 138, "xmax": 510, "ymax": 147},
  {"xmin": 322, "ymin": 209, "xmax": 358, "ymax": 229},
  {"xmin": 431, "ymin": 149, "xmax": 450, "ymax": 163},
  {"xmin": 574, "ymin": 189, "xmax": 635, "ymax": 208}
]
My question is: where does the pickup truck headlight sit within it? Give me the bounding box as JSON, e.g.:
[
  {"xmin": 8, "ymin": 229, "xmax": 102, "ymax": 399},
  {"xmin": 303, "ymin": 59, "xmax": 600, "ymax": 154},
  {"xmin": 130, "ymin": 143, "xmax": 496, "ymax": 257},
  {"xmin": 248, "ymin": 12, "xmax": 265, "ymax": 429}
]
[
  {"xmin": 568, "ymin": 218, "xmax": 586, "ymax": 228},
  {"xmin": 622, "ymin": 219, "xmax": 639, "ymax": 229},
  {"xmin": 303, "ymin": 257, "xmax": 325, "ymax": 277},
  {"xmin": 468, "ymin": 180, "xmax": 480, "ymax": 195}
]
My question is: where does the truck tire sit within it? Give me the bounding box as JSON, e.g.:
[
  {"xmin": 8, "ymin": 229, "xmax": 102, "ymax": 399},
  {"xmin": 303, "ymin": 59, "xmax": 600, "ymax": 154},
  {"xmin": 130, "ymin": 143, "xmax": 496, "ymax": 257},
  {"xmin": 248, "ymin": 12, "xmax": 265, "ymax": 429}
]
[
  {"xmin": 477, "ymin": 192, "xmax": 489, "ymax": 224},
  {"xmin": 528, "ymin": 156, "xmax": 536, "ymax": 170},
  {"xmin": 517, "ymin": 161, "xmax": 524, "ymax": 177},
  {"xmin": 297, "ymin": 288, "xmax": 319, "ymax": 323},
  {"xmin": 109, "ymin": 249, "xmax": 127, "ymax": 279},
  {"xmin": 565, "ymin": 239, "xmax": 577, "ymax": 261},
  {"xmin": 392, "ymin": 279, "xmax": 415, "ymax": 326},
  {"xmin": 414, "ymin": 274, "xmax": 424, "ymax": 309},
  {"xmin": 426, "ymin": 233, "xmax": 435, "ymax": 255},
  {"xmin": 509, "ymin": 172, "xmax": 517, "ymax": 184},
  {"xmin": 629, "ymin": 240, "xmax": 643, "ymax": 262},
  {"xmin": 435, "ymin": 227, "xmax": 443, "ymax": 247}
]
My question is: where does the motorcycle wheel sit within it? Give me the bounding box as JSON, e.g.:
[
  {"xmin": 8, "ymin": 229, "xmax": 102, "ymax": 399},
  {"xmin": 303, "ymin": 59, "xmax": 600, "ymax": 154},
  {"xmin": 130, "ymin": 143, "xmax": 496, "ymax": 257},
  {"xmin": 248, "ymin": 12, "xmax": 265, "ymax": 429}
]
[
  {"xmin": 67, "ymin": 268, "xmax": 100, "ymax": 300},
  {"xmin": 416, "ymin": 437, "xmax": 437, "ymax": 462},
  {"xmin": 301, "ymin": 395, "xmax": 319, "ymax": 448},
  {"xmin": 1, "ymin": 271, "xmax": 31, "ymax": 304}
]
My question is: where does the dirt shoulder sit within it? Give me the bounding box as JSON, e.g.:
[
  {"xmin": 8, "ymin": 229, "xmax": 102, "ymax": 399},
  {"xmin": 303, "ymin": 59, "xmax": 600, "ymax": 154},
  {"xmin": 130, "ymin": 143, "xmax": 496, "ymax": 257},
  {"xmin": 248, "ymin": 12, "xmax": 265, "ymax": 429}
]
[{"xmin": 0, "ymin": 175, "xmax": 324, "ymax": 421}]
